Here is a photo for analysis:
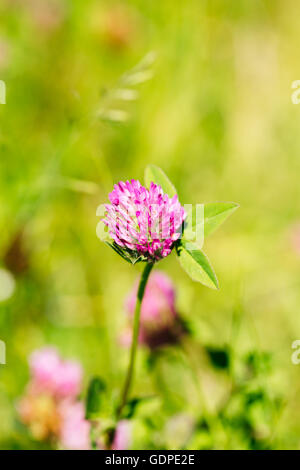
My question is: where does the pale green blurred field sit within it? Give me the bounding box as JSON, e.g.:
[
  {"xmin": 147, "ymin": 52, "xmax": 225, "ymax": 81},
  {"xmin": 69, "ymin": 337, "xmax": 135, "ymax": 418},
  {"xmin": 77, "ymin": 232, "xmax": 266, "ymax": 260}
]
[{"xmin": 0, "ymin": 0, "xmax": 300, "ymax": 449}]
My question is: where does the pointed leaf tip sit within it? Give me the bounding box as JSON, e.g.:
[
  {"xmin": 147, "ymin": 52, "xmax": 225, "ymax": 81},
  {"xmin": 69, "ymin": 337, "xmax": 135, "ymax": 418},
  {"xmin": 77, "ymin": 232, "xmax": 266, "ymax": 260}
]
[
  {"xmin": 144, "ymin": 165, "xmax": 177, "ymax": 198},
  {"xmin": 204, "ymin": 202, "xmax": 239, "ymax": 237},
  {"xmin": 177, "ymin": 240, "xmax": 219, "ymax": 290}
]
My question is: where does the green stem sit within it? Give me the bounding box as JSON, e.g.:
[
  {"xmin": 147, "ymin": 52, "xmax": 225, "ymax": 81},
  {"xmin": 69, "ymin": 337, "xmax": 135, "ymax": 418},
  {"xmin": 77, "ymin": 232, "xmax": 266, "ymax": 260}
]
[{"xmin": 117, "ymin": 262, "xmax": 154, "ymax": 419}]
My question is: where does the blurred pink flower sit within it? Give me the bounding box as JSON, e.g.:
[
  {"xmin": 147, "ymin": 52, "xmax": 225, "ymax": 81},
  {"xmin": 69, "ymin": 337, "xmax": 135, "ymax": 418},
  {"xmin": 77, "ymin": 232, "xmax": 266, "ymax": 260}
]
[
  {"xmin": 26, "ymin": 0, "xmax": 65, "ymax": 34},
  {"xmin": 97, "ymin": 420, "xmax": 131, "ymax": 450},
  {"xmin": 59, "ymin": 401, "xmax": 91, "ymax": 450},
  {"xmin": 29, "ymin": 347, "xmax": 82, "ymax": 399},
  {"xmin": 90, "ymin": 4, "xmax": 138, "ymax": 50},
  {"xmin": 18, "ymin": 347, "xmax": 84, "ymax": 445},
  {"xmin": 125, "ymin": 271, "xmax": 186, "ymax": 348},
  {"xmin": 112, "ymin": 420, "xmax": 131, "ymax": 450}
]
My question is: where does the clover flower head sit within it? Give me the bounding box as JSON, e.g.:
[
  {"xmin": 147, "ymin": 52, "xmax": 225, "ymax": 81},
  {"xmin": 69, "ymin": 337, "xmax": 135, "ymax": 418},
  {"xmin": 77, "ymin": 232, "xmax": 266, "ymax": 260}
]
[{"xmin": 103, "ymin": 180, "xmax": 185, "ymax": 262}]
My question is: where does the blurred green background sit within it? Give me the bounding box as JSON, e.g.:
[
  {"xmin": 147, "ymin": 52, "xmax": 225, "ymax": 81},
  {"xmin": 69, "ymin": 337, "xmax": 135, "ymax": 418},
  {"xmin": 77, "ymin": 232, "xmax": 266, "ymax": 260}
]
[{"xmin": 1, "ymin": 0, "xmax": 300, "ymax": 450}]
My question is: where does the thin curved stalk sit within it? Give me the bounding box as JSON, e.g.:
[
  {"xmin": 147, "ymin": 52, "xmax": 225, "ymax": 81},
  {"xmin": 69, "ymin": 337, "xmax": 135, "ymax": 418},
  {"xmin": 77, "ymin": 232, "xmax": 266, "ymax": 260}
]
[{"xmin": 117, "ymin": 262, "xmax": 154, "ymax": 419}]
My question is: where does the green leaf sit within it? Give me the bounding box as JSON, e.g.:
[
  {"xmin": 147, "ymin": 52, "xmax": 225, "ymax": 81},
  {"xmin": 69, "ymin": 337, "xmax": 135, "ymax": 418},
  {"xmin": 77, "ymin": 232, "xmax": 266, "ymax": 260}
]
[
  {"xmin": 85, "ymin": 377, "xmax": 106, "ymax": 419},
  {"xmin": 105, "ymin": 242, "xmax": 132, "ymax": 264},
  {"xmin": 122, "ymin": 396, "xmax": 156, "ymax": 419},
  {"xmin": 176, "ymin": 240, "xmax": 219, "ymax": 289},
  {"xmin": 183, "ymin": 202, "xmax": 238, "ymax": 246},
  {"xmin": 144, "ymin": 165, "xmax": 177, "ymax": 198},
  {"xmin": 203, "ymin": 202, "xmax": 239, "ymax": 237},
  {"xmin": 206, "ymin": 347, "xmax": 230, "ymax": 370},
  {"xmin": 104, "ymin": 242, "xmax": 145, "ymax": 264}
]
